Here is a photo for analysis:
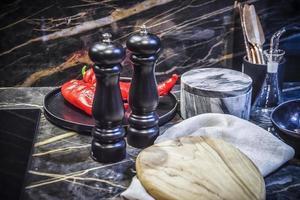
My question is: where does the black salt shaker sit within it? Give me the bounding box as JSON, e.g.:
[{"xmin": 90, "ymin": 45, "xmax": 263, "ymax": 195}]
[
  {"xmin": 89, "ymin": 33, "xmax": 126, "ymax": 163},
  {"xmin": 126, "ymin": 25, "xmax": 161, "ymax": 148}
]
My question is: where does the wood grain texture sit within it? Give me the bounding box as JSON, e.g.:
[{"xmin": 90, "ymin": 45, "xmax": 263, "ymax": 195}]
[{"xmin": 136, "ymin": 136, "xmax": 265, "ymax": 200}]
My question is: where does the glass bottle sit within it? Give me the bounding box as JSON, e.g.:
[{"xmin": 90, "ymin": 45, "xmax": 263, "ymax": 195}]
[{"xmin": 251, "ymin": 49, "xmax": 285, "ymax": 129}]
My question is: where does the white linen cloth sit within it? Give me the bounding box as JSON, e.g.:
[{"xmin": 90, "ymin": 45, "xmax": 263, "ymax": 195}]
[{"xmin": 121, "ymin": 113, "xmax": 295, "ymax": 200}]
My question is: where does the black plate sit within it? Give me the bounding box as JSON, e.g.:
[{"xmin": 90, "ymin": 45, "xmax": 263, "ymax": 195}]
[{"xmin": 44, "ymin": 88, "xmax": 178, "ymax": 134}]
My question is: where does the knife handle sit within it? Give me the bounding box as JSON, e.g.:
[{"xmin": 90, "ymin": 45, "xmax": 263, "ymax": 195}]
[
  {"xmin": 253, "ymin": 45, "xmax": 263, "ymax": 64},
  {"xmin": 237, "ymin": 2, "xmax": 252, "ymax": 63},
  {"xmin": 258, "ymin": 46, "xmax": 265, "ymax": 64},
  {"xmin": 249, "ymin": 46, "xmax": 257, "ymax": 64}
]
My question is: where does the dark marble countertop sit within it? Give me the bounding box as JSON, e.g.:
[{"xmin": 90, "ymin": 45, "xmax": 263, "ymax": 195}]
[{"xmin": 0, "ymin": 85, "xmax": 300, "ymax": 200}]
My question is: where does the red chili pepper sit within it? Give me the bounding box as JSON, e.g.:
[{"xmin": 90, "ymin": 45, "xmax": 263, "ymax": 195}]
[{"xmin": 157, "ymin": 74, "xmax": 179, "ymax": 96}]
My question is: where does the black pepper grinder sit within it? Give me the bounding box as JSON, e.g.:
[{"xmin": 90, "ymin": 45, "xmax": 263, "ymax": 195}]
[
  {"xmin": 126, "ymin": 25, "xmax": 161, "ymax": 148},
  {"xmin": 89, "ymin": 33, "xmax": 126, "ymax": 163}
]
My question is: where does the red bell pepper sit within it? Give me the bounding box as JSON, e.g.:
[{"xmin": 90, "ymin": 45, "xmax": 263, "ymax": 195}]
[
  {"xmin": 61, "ymin": 79, "xmax": 94, "ymax": 115},
  {"xmin": 61, "ymin": 67, "xmax": 179, "ymax": 116},
  {"xmin": 61, "ymin": 79, "xmax": 129, "ymax": 115},
  {"xmin": 82, "ymin": 68, "xmax": 178, "ymax": 97},
  {"xmin": 82, "ymin": 67, "xmax": 130, "ymax": 100},
  {"xmin": 82, "ymin": 66, "xmax": 96, "ymax": 84}
]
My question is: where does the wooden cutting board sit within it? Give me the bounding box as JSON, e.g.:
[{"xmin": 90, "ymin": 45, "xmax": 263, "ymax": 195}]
[{"xmin": 136, "ymin": 136, "xmax": 265, "ymax": 200}]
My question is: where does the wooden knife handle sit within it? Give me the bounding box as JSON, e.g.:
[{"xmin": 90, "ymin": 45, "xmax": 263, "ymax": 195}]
[
  {"xmin": 250, "ymin": 46, "xmax": 258, "ymax": 64},
  {"xmin": 253, "ymin": 45, "xmax": 262, "ymax": 64}
]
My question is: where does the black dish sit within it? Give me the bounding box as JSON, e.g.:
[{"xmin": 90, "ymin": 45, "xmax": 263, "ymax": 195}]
[
  {"xmin": 271, "ymin": 99, "xmax": 300, "ymax": 157},
  {"xmin": 44, "ymin": 87, "xmax": 178, "ymax": 134}
]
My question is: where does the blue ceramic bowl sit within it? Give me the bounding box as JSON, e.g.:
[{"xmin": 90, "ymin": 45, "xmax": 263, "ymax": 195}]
[{"xmin": 271, "ymin": 99, "xmax": 300, "ymax": 157}]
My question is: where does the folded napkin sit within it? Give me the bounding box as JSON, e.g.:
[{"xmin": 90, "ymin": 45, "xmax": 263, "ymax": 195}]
[{"xmin": 121, "ymin": 113, "xmax": 294, "ymax": 200}]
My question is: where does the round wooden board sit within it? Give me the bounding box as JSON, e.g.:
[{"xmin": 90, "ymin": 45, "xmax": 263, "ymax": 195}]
[{"xmin": 136, "ymin": 136, "xmax": 265, "ymax": 200}]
